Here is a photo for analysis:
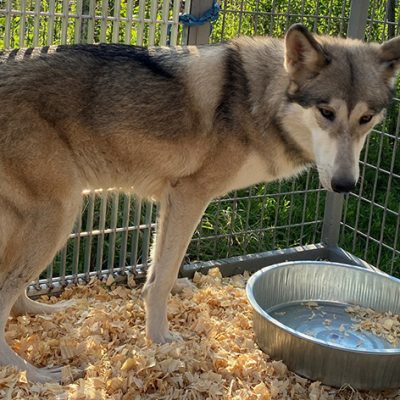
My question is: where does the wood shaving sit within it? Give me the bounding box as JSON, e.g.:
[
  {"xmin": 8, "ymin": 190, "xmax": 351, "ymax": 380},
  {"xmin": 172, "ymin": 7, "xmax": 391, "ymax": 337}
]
[
  {"xmin": 303, "ymin": 302, "xmax": 320, "ymax": 309},
  {"xmin": 0, "ymin": 268, "xmax": 398, "ymax": 399},
  {"xmin": 346, "ymin": 305, "xmax": 400, "ymax": 346}
]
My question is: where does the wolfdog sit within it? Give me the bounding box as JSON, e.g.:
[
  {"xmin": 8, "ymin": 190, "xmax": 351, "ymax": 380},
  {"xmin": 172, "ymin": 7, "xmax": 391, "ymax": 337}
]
[{"xmin": 0, "ymin": 24, "xmax": 399, "ymax": 382}]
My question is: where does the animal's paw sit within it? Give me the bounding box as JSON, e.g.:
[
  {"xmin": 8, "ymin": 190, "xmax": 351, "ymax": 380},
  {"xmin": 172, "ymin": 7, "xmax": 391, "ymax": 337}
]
[
  {"xmin": 148, "ymin": 330, "xmax": 183, "ymax": 344},
  {"xmin": 26, "ymin": 366, "xmax": 63, "ymax": 383},
  {"xmin": 162, "ymin": 330, "xmax": 183, "ymax": 343},
  {"xmin": 171, "ymin": 277, "xmax": 195, "ymax": 294}
]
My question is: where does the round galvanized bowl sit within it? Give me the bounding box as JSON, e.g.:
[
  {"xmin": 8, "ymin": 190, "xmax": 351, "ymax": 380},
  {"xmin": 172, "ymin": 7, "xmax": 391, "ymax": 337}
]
[{"xmin": 246, "ymin": 261, "xmax": 400, "ymax": 390}]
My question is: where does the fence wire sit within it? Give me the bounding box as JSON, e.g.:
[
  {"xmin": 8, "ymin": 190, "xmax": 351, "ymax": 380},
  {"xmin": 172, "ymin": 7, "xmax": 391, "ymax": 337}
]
[
  {"xmin": 1, "ymin": 1, "xmax": 399, "ymax": 293},
  {"xmin": 340, "ymin": 1, "xmax": 400, "ymax": 277},
  {"xmin": 0, "ymin": 0, "xmax": 190, "ymax": 47}
]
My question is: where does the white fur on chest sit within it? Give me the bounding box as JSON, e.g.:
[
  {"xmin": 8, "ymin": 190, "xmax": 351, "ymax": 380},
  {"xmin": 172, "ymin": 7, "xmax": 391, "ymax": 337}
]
[{"xmin": 227, "ymin": 152, "xmax": 271, "ymax": 192}]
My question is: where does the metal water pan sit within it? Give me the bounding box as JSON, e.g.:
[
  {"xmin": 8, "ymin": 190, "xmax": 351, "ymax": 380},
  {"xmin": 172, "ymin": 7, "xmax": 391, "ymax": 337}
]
[{"xmin": 246, "ymin": 261, "xmax": 400, "ymax": 390}]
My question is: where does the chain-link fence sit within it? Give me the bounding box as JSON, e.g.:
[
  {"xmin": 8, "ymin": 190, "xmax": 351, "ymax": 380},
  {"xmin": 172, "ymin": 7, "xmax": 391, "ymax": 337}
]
[{"xmin": 0, "ymin": 0, "xmax": 399, "ymax": 294}]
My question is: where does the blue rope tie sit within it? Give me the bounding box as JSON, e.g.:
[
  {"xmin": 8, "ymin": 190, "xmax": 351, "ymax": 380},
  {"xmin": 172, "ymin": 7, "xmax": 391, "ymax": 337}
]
[
  {"xmin": 167, "ymin": 1, "xmax": 220, "ymax": 45},
  {"xmin": 179, "ymin": 0, "xmax": 220, "ymax": 27}
]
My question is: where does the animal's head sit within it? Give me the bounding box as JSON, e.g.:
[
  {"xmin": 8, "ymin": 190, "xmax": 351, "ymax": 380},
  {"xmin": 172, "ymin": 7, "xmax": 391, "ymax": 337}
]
[{"xmin": 284, "ymin": 24, "xmax": 400, "ymax": 193}]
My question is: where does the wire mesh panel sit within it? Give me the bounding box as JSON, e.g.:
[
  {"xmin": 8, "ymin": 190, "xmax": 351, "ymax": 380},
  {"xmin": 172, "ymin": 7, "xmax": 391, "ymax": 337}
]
[
  {"xmin": 0, "ymin": 0, "xmax": 190, "ymax": 48},
  {"xmin": 211, "ymin": 0, "xmax": 350, "ymax": 41},
  {"xmin": 340, "ymin": 1, "xmax": 400, "ymax": 277}
]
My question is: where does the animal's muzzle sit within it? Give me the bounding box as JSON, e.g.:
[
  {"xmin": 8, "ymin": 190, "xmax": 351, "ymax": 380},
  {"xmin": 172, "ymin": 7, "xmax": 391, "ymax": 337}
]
[{"xmin": 331, "ymin": 177, "xmax": 356, "ymax": 193}]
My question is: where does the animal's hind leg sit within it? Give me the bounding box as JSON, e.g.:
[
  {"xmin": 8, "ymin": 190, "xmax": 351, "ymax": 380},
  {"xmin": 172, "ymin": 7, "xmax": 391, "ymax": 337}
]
[{"xmin": 0, "ymin": 194, "xmax": 81, "ymax": 383}]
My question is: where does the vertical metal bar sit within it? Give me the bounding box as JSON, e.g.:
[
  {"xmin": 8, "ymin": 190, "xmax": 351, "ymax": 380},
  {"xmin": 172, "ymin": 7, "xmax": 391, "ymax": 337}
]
[
  {"xmin": 4, "ymin": 0, "xmax": 12, "ymax": 49},
  {"xmin": 59, "ymin": 245, "xmax": 67, "ymax": 286},
  {"xmin": 148, "ymin": 0, "xmax": 158, "ymax": 46},
  {"xmin": 61, "ymin": 0, "xmax": 69, "ymax": 44},
  {"xmin": 300, "ymin": 0, "xmax": 306, "ymax": 25},
  {"xmin": 313, "ymin": 0, "xmax": 320, "ymax": 32},
  {"xmin": 46, "ymin": 261, "xmax": 54, "ymax": 290},
  {"xmin": 141, "ymin": 202, "xmax": 154, "ymax": 268},
  {"xmin": 170, "ymin": 0, "xmax": 180, "ymax": 45},
  {"xmin": 390, "ymin": 203, "xmax": 400, "ymax": 274},
  {"xmin": 100, "ymin": 0, "xmax": 109, "ymax": 43},
  {"xmin": 186, "ymin": 0, "xmax": 213, "ymax": 45},
  {"xmin": 74, "ymin": 0, "xmax": 84, "ymax": 43},
  {"xmin": 87, "ymin": 0, "xmax": 96, "ymax": 44},
  {"xmin": 321, "ymin": 0, "xmax": 370, "ymax": 247},
  {"xmin": 269, "ymin": 0, "xmax": 277, "ymax": 35},
  {"xmin": 385, "ymin": 0, "xmax": 396, "ymax": 39},
  {"xmin": 19, "ymin": 0, "xmax": 26, "ymax": 47},
  {"xmin": 272, "ymin": 182, "xmax": 282, "ymax": 248},
  {"xmin": 243, "ymin": 187, "xmax": 253, "ymax": 253},
  {"xmin": 79, "ymin": 0, "xmax": 91, "ymax": 44},
  {"xmin": 119, "ymin": 194, "xmax": 131, "ymax": 269},
  {"xmin": 347, "ymin": 0, "xmax": 370, "ymax": 39},
  {"xmin": 72, "ymin": 204, "xmax": 83, "ymax": 283},
  {"xmin": 326, "ymin": 0, "xmax": 334, "ymax": 32},
  {"xmin": 257, "ymin": 188, "xmax": 267, "ymax": 252},
  {"xmin": 253, "ymin": 0, "xmax": 260, "ymax": 35},
  {"xmin": 212, "ymin": 199, "xmax": 223, "ymax": 256},
  {"xmin": 96, "ymin": 191, "xmax": 108, "ymax": 276},
  {"xmin": 364, "ymin": 0, "xmax": 377, "ymax": 41},
  {"xmin": 363, "ymin": 132, "xmax": 385, "ymax": 259},
  {"xmin": 112, "ymin": 0, "xmax": 122, "ymax": 43},
  {"xmin": 312, "ymin": 182, "xmax": 322, "ymax": 243},
  {"xmin": 160, "ymin": 0, "xmax": 170, "ymax": 45},
  {"xmin": 237, "ymin": 0, "xmax": 244, "ymax": 35},
  {"xmin": 227, "ymin": 192, "xmax": 239, "ymax": 257},
  {"xmin": 321, "ymin": 192, "xmax": 345, "ymax": 247},
  {"xmin": 196, "ymin": 212, "xmax": 202, "ymax": 260},
  {"xmin": 136, "ymin": 0, "xmax": 146, "ymax": 45},
  {"xmin": 124, "ymin": 0, "xmax": 134, "ymax": 44},
  {"xmin": 286, "ymin": 180, "xmax": 296, "ymax": 247},
  {"xmin": 376, "ymin": 110, "xmax": 400, "ymax": 266},
  {"xmin": 33, "ymin": 0, "xmax": 41, "ymax": 47},
  {"xmin": 352, "ymin": 134, "xmax": 371, "ymax": 254},
  {"xmin": 339, "ymin": 0, "xmax": 348, "ymax": 36},
  {"xmin": 83, "ymin": 192, "xmax": 95, "ymax": 279},
  {"xmin": 130, "ymin": 197, "xmax": 142, "ymax": 268},
  {"xmin": 107, "ymin": 192, "xmax": 119, "ymax": 271},
  {"xmin": 284, "ymin": 0, "xmax": 292, "ymax": 30},
  {"xmin": 299, "ymin": 171, "xmax": 311, "ymax": 245},
  {"xmin": 219, "ymin": 0, "xmax": 228, "ymax": 42},
  {"xmin": 47, "ymin": 0, "xmax": 56, "ymax": 45},
  {"xmin": 182, "ymin": 0, "xmax": 192, "ymax": 46}
]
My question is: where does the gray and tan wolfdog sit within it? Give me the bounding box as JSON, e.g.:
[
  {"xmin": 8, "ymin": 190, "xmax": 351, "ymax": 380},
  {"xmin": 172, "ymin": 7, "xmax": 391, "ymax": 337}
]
[{"xmin": 0, "ymin": 24, "xmax": 400, "ymax": 382}]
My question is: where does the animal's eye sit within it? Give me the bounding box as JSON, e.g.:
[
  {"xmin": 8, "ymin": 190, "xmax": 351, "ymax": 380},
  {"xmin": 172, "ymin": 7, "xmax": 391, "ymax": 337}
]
[
  {"xmin": 359, "ymin": 114, "xmax": 373, "ymax": 124},
  {"xmin": 318, "ymin": 107, "xmax": 335, "ymax": 121}
]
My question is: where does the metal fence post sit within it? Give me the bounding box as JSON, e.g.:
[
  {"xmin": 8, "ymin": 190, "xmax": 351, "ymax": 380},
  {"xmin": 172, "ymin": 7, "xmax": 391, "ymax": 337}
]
[
  {"xmin": 321, "ymin": 0, "xmax": 370, "ymax": 247},
  {"xmin": 185, "ymin": 0, "xmax": 214, "ymax": 45}
]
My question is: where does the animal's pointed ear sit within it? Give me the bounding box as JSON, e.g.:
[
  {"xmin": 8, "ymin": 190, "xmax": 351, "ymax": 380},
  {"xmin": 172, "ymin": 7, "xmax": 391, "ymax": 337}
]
[
  {"xmin": 380, "ymin": 36, "xmax": 400, "ymax": 79},
  {"xmin": 284, "ymin": 24, "xmax": 330, "ymax": 84}
]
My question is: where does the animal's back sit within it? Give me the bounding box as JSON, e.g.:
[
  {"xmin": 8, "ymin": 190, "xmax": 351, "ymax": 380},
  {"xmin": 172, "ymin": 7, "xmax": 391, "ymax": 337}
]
[{"xmin": 0, "ymin": 44, "xmax": 223, "ymax": 193}]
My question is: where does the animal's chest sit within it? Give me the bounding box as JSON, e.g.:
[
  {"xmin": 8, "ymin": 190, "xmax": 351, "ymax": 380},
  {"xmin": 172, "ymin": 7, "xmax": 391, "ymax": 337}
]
[{"xmin": 227, "ymin": 152, "xmax": 272, "ymax": 192}]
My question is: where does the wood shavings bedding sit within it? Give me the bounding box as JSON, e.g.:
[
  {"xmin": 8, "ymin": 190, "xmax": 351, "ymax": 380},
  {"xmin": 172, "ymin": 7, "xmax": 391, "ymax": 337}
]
[
  {"xmin": 346, "ymin": 305, "xmax": 400, "ymax": 347},
  {"xmin": 1, "ymin": 269, "xmax": 399, "ymax": 400}
]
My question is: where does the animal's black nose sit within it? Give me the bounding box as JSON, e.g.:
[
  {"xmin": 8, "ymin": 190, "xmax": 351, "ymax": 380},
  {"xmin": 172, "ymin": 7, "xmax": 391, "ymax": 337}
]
[{"xmin": 331, "ymin": 177, "xmax": 356, "ymax": 193}]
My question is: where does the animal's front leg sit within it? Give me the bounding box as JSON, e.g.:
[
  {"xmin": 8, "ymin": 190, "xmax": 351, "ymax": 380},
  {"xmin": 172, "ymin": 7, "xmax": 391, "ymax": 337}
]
[{"xmin": 142, "ymin": 179, "xmax": 210, "ymax": 344}]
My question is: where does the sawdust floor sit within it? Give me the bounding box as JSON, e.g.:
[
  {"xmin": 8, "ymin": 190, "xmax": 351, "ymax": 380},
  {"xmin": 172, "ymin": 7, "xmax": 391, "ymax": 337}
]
[{"xmin": 1, "ymin": 268, "xmax": 399, "ymax": 400}]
